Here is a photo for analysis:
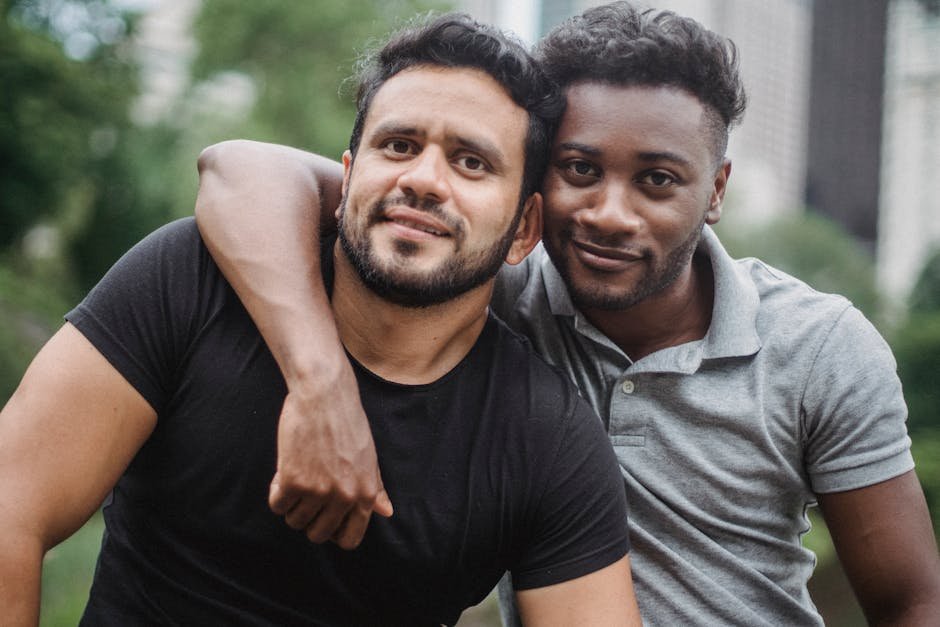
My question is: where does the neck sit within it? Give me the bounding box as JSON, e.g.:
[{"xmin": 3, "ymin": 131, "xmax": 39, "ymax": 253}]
[
  {"xmin": 331, "ymin": 246, "xmax": 492, "ymax": 385},
  {"xmin": 584, "ymin": 253, "xmax": 714, "ymax": 362}
]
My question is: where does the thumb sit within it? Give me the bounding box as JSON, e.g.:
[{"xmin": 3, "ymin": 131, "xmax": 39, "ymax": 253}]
[
  {"xmin": 269, "ymin": 472, "xmax": 292, "ymax": 515},
  {"xmin": 375, "ymin": 487, "xmax": 394, "ymax": 518}
]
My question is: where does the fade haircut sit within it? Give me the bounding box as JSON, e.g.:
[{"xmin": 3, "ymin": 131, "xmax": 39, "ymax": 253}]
[
  {"xmin": 348, "ymin": 13, "xmax": 564, "ymax": 203},
  {"xmin": 536, "ymin": 1, "xmax": 747, "ymax": 164}
]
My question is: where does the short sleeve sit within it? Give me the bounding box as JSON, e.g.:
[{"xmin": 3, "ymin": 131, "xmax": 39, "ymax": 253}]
[
  {"xmin": 802, "ymin": 305, "xmax": 914, "ymax": 493},
  {"xmin": 64, "ymin": 218, "xmax": 209, "ymax": 414},
  {"xmin": 510, "ymin": 394, "xmax": 629, "ymax": 589}
]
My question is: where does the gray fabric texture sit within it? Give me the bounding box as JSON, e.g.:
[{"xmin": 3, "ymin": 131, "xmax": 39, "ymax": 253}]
[{"xmin": 492, "ymin": 226, "xmax": 912, "ymax": 626}]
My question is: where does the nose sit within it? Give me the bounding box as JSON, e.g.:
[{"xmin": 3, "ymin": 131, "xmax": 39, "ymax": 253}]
[
  {"xmin": 397, "ymin": 146, "xmax": 450, "ymax": 204},
  {"xmin": 578, "ymin": 182, "xmax": 641, "ymax": 235}
]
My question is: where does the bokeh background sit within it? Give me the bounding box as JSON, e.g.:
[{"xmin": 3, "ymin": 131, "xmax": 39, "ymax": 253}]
[{"xmin": 2, "ymin": 1, "xmax": 938, "ymax": 625}]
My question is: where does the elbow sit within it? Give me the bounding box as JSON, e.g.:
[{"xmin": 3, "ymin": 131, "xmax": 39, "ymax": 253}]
[{"xmin": 197, "ymin": 139, "xmax": 254, "ymax": 176}]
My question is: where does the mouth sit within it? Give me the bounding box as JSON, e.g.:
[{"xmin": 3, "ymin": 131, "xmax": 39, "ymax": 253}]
[
  {"xmin": 382, "ymin": 206, "xmax": 452, "ymax": 238},
  {"xmin": 571, "ymin": 238, "xmax": 644, "ymax": 272}
]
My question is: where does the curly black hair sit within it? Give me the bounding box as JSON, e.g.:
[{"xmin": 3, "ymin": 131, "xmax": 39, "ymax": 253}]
[
  {"xmin": 536, "ymin": 2, "xmax": 747, "ymax": 162},
  {"xmin": 348, "ymin": 13, "xmax": 564, "ymax": 202}
]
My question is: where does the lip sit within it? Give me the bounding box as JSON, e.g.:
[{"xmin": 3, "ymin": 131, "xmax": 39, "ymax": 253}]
[
  {"xmin": 571, "ymin": 239, "xmax": 644, "ymax": 272},
  {"xmin": 382, "ymin": 206, "xmax": 452, "ymax": 240}
]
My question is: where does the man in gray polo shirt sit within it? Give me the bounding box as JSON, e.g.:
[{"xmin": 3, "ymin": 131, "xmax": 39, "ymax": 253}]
[{"xmin": 193, "ymin": 2, "xmax": 940, "ymax": 624}]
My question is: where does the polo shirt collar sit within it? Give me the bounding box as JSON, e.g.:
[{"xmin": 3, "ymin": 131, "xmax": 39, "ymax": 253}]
[{"xmin": 540, "ymin": 226, "xmax": 762, "ymax": 365}]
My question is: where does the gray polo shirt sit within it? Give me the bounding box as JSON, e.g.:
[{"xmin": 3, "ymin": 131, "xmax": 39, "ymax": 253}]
[{"xmin": 492, "ymin": 226, "xmax": 913, "ymax": 626}]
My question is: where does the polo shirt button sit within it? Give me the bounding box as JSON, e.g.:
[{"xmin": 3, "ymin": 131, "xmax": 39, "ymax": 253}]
[{"xmin": 621, "ymin": 380, "xmax": 635, "ymax": 394}]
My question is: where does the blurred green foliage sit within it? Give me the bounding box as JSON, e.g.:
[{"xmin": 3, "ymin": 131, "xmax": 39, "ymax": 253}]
[
  {"xmin": 1, "ymin": 0, "xmax": 936, "ymax": 625},
  {"xmin": 191, "ymin": 0, "xmax": 449, "ymax": 158},
  {"xmin": 892, "ymin": 248, "xmax": 940, "ymax": 533},
  {"xmin": 716, "ymin": 210, "xmax": 881, "ymax": 321},
  {"xmin": 2, "ymin": 1, "xmax": 448, "ymax": 624}
]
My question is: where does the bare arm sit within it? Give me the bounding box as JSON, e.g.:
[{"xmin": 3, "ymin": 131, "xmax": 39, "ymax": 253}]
[
  {"xmin": 818, "ymin": 470, "xmax": 940, "ymax": 625},
  {"xmin": 195, "ymin": 140, "xmax": 390, "ymax": 549},
  {"xmin": 515, "ymin": 556, "xmax": 642, "ymax": 626},
  {"xmin": 0, "ymin": 323, "xmax": 156, "ymax": 625}
]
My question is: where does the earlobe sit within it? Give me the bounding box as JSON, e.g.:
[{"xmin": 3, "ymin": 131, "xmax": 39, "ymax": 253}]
[
  {"xmin": 706, "ymin": 159, "xmax": 732, "ymax": 225},
  {"xmin": 341, "ymin": 151, "xmax": 352, "ymax": 195},
  {"xmin": 337, "ymin": 150, "xmax": 353, "ymax": 220},
  {"xmin": 504, "ymin": 193, "xmax": 543, "ymax": 266}
]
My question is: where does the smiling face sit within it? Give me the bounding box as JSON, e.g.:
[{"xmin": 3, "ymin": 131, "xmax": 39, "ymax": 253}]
[
  {"xmin": 541, "ymin": 83, "xmax": 730, "ymax": 312},
  {"xmin": 337, "ymin": 65, "xmax": 536, "ymax": 307}
]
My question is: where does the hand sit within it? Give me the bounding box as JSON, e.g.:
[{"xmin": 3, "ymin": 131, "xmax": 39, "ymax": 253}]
[{"xmin": 270, "ymin": 361, "xmax": 392, "ymax": 549}]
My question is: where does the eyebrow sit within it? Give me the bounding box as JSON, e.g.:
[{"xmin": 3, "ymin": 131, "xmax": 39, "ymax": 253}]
[
  {"xmin": 637, "ymin": 150, "xmax": 693, "ymax": 168},
  {"xmin": 370, "ymin": 121, "xmax": 508, "ymax": 172},
  {"xmin": 556, "ymin": 141, "xmax": 602, "ymax": 157},
  {"xmin": 557, "ymin": 141, "xmax": 693, "ymax": 168}
]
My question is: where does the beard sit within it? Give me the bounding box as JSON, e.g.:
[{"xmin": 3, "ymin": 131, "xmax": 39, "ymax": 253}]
[
  {"xmin": 338, "ymin": 193, "xmax": 523, "ymax": 308},
  {"xmin": 547, "ymin": 213, "xmax": 706, "ymax": 312}
]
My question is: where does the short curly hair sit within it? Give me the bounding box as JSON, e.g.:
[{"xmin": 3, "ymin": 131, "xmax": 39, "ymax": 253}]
[
  {"xmin": 348, "ymin": 13, "xmax": 564, "ymax": 203},
  {"xmin": 536, "ymin": 2, "xmax": 747, "ymax": 163}
]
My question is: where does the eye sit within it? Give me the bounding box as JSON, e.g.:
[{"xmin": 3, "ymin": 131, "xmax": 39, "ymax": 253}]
[
  {"xmin": 558, "ymin": 159, "xmax": 601, "ymax": 184},
  {"xmin": 455, "ymin": 154, "xmax": 488, "ymax": 172},
  {"xmin": 637, "ymin": 170, "xmax": 677, "ymax": 187},
  {"xmin": 382, "ymin": 139, "xmax": 416, "ymax": 156}
]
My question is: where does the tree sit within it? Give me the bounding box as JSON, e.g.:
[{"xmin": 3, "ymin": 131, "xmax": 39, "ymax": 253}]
[
  {"xmin": 892, "ymin": 248, "xmax": 940, "ymax": 534},
  {"xmin": 715, "ymin": 210, "xmax": 881, "ymax": 320},
  {"xmin": 190, "ymin": 0, "xmax": 451, "ymax": 160}
]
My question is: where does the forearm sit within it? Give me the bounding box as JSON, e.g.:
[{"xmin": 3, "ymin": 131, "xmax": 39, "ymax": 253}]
[
  {"xmin": 820, "ymin": 471, "xmax": 940, "ymax": 625},
  {"xmin": 0, "ymin": 533, "xmax": 43, "ymax": 626},
  {"xmin": 194, "ymin": 141, "xmax": 391, "ymax": 535},
  {"xmin": 195, "ymin": 140, "xmax": 345, "ymax": 382}
]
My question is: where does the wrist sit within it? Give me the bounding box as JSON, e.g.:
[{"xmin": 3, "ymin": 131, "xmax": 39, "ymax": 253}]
[{"xmin": 279, "ymin": 334, "xmax": 351, "ymax": 392}]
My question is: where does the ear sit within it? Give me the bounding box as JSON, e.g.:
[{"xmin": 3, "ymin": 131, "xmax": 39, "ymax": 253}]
[
  {"xmin": 337, "ymin": 150, "xmax": 353, "ymax": 221},
  {"xmin": 706, "ymin": 159, "xmax": 732, "ymax": 225},
  {"xmin": 504, "ymin": 193, "xmax": 543, "ymax": 266}
]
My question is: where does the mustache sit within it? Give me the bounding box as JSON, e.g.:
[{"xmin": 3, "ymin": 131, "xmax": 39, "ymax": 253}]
[
  {"xmin": 562, "ymin": 226, "xmax": 647, "ymax": 255},
  {"xmin": 368, "ymin": 193, "xmax": 463, "ymax": 236}
]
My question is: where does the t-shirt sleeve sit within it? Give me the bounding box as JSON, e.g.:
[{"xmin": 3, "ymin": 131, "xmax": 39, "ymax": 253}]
[
  {"xmin": 802, "ymin": 305, "xmax": 914, "ymax": 493},
  {"xmin": 64, "ymin": 218, "xmax": 208, "ymax": 415},
  {"xmin": 509, "ymin": 393, "xmax": 629, "ymax": 590}
]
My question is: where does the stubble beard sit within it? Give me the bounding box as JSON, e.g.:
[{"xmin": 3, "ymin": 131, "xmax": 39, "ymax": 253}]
[
  {"xmin": 337, "ymin": 193, "xmax": 523, "ymax": 308},
  {"xmin": 549, "ymin": 215, "xmax": 707, "ymax": 312}
]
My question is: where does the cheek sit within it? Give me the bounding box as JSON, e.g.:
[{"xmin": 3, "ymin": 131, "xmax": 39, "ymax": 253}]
[{"xmin": 543, "ymin": 188, "xmax": 585, "ymax": 231}]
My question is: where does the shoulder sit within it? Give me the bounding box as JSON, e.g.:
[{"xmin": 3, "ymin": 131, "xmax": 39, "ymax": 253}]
[
  {"xmin": 486, "ymin": 311, "xmax": 581, "ymax": 400},
  {"xmin": 481, "ymin": 312, "xmax": 611, "ymax": 461},
  {"xmin": 734, "ymin": 256, "xmax": 864, "ymax": 347}
]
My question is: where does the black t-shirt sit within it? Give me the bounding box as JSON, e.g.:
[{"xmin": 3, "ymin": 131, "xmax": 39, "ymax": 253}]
[{"xmin": 66, "ymin": 218, "xmax": 628, "ymax": 626}]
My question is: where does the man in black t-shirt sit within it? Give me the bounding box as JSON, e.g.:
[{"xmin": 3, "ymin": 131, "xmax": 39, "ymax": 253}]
[{"xmin": 0, "ymin": 13, "xmax": 639, "ymax": 626}]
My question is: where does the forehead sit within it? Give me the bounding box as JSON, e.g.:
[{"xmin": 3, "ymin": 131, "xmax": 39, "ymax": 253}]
[
  {"xmin": 557, "ymin": 82, "xmax": 714, "ymax": 167},
  {"xmin": 363, "ymin": 66, "xmax": 528, "ymax": 161}
]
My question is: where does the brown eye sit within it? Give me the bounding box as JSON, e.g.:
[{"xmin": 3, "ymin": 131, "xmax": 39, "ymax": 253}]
[
  {"xmin": 638, "ymin": 171, "xmax": 676, "ymax": 187},
  {"xmin": 565, "ymin": 160, "xmax": 600, "ymax": 178},
  {"xmin": 384, "ymin": 140, "xmax": 415, "ymax": 155},
  {"xmin": 456, "ymin": 155, "xmax": 486, "ymax": 171}
]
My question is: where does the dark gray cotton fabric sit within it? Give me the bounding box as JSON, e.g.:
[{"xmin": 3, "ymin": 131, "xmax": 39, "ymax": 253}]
[{"xmin": 66, "ymin": 218, "xmax": 629, "ymax": 626}]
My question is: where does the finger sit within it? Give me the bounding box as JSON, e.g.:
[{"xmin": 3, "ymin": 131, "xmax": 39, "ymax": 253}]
[
  {"xmin": 374, "ymin": 488, "xmax": 394, "ymax": 518},
  {"xmin": 331, "ymin": 506, "xmax": 371, "ymax": 550},
  {"xmin": 284, "ymin": 498, "xmax": 325, "ymax": 531},
  {"xmin": 269, "ymin": 472, "xmax": 299, "ymax": 516},
  {"xmin": 304, "ymin": 501, "xmax": 351, "ymax": 544}
]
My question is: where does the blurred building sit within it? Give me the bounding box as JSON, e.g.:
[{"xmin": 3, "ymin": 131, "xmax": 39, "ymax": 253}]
[
  {"xmin": 805, "ymin": 0, "xmax": 888, "ymax": 253},
  {"xmin": 463, "ymin": 0, "xmax": 940, "ymax": 308},
  {"xmin": 130, "ymin": 0, "xmax": 200, "ymax": 125},
  {"xmin": 878, "ymin": 0, "xmax": 940, "ymax": 306},
  {"xmin": 132, "ymin": 0, "xmax": 938, "ymax": 307}
]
